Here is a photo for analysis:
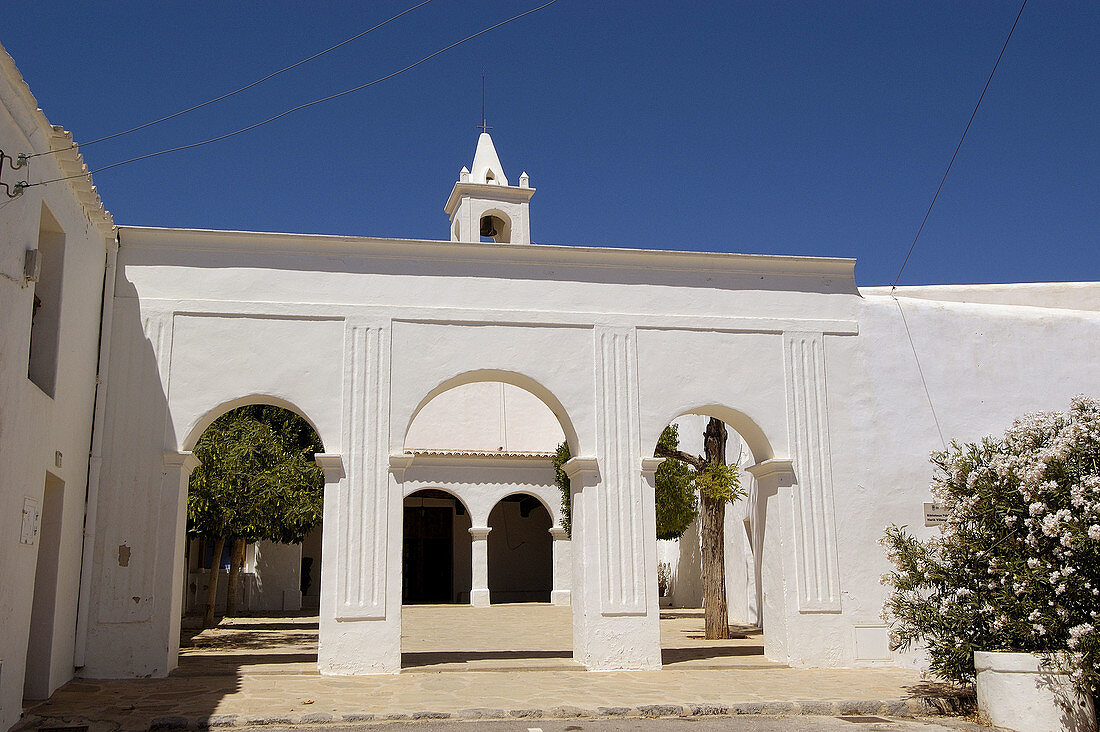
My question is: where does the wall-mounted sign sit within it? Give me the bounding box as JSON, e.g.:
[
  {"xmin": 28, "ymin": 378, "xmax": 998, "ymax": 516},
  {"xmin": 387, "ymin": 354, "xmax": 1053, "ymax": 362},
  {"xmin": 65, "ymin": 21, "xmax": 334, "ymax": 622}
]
[
  {"xmin": 924, "ymin": 502, "xmax": 949, "ymax": 527},
  {"xmin": 20, "ymin": 497, "xmax": 40, "ymax": 545}
]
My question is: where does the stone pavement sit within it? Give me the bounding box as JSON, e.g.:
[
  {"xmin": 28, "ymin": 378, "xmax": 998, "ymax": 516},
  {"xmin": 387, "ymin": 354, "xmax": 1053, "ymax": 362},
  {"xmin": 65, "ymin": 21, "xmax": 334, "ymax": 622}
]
[{"xmin": 17, "ymin": 606, "xmax": 973, "ymax": 731}]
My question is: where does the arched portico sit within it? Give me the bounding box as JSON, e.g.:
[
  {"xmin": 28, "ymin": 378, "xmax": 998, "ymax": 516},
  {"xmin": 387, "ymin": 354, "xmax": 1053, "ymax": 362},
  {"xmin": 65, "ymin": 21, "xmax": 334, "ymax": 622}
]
[
  {"xmin": 82, "ymin": 194, "xmax": 857, "ymax": 681},
  {"xmin": 398, "ymin": 378, "xmax": 571, "ymax": 612}
]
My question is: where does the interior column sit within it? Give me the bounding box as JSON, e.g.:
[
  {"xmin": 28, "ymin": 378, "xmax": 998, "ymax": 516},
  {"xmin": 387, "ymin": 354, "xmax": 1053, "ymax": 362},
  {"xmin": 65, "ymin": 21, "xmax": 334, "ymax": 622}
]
[
  {"xmin": 549, "ymin": 526, "xmax": 571, "ymax": 605},
  {"xmin": 468, "ymin": 526, "xmax": 492, "ymax": 607}
]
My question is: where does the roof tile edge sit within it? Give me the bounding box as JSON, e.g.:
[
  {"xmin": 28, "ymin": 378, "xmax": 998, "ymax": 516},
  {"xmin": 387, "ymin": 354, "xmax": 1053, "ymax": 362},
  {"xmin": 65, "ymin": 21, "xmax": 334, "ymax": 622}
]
[{"xmin": 0, "ymin": 42, "xmax": 114, "ymax": 238}]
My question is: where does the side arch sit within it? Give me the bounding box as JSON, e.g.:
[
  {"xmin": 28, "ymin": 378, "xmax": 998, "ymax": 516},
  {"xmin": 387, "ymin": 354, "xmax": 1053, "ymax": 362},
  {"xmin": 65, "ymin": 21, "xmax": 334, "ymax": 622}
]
[
  {"xmin": 180, "ymin": 394, "xmax": 328, "ymax": 452},
  {"xmin": 403, "ymin": 369, "xmax": 581, "ymax": 455},
  {"xmin": 645, "ymin": 404, "xmax": 775, "ymax": 464}
]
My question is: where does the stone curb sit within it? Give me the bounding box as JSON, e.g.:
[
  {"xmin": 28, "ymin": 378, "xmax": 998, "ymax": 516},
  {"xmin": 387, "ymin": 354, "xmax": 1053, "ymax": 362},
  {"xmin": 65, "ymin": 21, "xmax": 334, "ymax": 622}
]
[{"xmin": 136, "ymin": 694, "xmax": 974, "ymax": 729}]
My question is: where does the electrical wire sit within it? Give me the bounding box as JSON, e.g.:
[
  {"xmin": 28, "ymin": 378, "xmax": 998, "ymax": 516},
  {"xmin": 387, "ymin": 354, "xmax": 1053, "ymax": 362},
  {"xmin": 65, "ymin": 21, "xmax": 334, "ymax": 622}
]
[
  {"xmin": 891, "ymin": 0, "xmax": 1028, "ymax": 290},
  {"xmin": 26, "ymin": 0, "xmax": 559, "ymax": 189},
  {"xmin": 24, "ymin": 0, "xmax": 436, "ymax": 159}
]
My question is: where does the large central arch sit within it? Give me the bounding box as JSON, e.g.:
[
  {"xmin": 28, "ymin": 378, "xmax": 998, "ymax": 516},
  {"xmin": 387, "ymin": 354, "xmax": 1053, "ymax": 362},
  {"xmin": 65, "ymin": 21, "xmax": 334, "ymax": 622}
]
[{"xmin": 403, "ymin": 369, "xmax": 581, "ymax": 456}]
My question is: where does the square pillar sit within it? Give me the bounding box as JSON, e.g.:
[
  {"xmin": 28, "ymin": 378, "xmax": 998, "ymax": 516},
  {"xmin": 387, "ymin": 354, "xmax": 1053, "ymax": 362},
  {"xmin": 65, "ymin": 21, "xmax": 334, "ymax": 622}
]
[
  {"xmin": 565, "ymin": 456, "xmax": 661, "ymax": 671},
  {"xmin": 319, "ymin": 321, "xmax": 403, "ymax": 674},
  {"xmin": 161, "ymin": 451, "xmax": 202, "ymax": 674},
  {"xmin": 549, "ymin": 527, "xmax": 571, "ymax": 605},
  {"xmin": 746, "ymin": 458, "xmax": 796, "ymax": 663},
  {"xmin": 317, "ymin": 447, "xmax": 402, "ymax": 674},
  {"xmin": 469, "ymin": 526, "xmax": 492, "ymax": 607}
]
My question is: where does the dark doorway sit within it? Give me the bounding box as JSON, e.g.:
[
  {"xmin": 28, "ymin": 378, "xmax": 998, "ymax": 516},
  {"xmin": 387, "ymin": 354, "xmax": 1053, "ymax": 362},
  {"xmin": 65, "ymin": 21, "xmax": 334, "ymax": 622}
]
[
  {"xmin": 403, "ymin": 494, "xmax": 456, "ymax": 604},
  {"xmin": 487, "ymin": 494, "xmax": 552, "ymax": 603}
]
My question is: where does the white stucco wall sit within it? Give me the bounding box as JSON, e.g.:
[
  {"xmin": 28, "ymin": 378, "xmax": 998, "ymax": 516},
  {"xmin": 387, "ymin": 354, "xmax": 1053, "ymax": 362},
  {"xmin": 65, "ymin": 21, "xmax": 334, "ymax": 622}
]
[
  {"xmin": 76, "ymin": 210, "xmax": 1099, "ymax": 680},
  {"xmin": 0, "ymin": 44, "xmax": 113, "ymax": 729}
]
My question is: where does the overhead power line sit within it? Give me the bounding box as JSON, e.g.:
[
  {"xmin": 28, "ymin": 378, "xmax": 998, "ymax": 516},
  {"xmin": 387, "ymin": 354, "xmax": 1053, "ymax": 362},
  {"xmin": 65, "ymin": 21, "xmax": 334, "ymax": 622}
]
[
  {"xmin": 26, "ymin": 0, "xmax": 559, "ymax": 190},
  {"xmin": 25, "ymin": 0, "xmax": 437, "ymax": 160},
  {"xmin": 891, "ymin": 0, "xmax": 1028, "ymax": 290}
]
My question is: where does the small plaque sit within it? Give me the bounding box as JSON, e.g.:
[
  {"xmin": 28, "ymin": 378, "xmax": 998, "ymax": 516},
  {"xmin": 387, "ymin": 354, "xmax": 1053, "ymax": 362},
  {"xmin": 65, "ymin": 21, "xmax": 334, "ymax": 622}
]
[{"xmin": 924, "ymin": 502, "xmax": 949, "ymax": 526}]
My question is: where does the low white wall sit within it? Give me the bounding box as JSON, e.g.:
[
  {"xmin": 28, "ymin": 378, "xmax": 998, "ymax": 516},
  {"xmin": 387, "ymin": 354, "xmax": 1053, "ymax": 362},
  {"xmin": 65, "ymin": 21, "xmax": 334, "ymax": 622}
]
[{"xmin": 252, "ymin": 541, "xmax": 302, "ymax": 613}]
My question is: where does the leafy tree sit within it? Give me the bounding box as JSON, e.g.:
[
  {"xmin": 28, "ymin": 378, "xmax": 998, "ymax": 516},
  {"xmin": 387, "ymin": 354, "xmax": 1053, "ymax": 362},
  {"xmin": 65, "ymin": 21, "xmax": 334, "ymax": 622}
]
[
  {"xmin": 188, "ymin": 405, "xmax": 323, "ymax": 627},
  {"xmin": 654, "ymin": 424, "xmax": 698, "ymax": 540},
  {"xmin": 553, "ymin": 426, "xmax": 696, "ymax": 541},
  {"xmin": 655, "ymin": 417, "xmax": 743, "ymax": 639}
]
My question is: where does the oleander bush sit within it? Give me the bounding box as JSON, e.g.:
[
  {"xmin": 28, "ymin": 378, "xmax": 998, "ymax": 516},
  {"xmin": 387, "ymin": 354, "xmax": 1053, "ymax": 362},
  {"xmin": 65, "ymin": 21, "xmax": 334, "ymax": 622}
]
[{"xmin": 882, "ymin": 396, "xmax": 1100, "ymax": 693}]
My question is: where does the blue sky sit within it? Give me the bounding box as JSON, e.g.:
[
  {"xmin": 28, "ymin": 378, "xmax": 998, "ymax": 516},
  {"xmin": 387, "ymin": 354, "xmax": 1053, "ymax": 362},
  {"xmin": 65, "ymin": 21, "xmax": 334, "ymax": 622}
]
[{"xmin": 3, "ymin": 1, "xmax": 1097, "ymax": 286}]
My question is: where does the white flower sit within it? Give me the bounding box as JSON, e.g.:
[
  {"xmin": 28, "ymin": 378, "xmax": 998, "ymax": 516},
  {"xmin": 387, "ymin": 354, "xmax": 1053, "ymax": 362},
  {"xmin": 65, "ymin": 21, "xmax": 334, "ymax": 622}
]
[
  {"xmin": 1089, "ymin": 525, "xmax": 1100, "ymax": 540},
  {"xmin": 1069, "ymin": 623, "xmax": 1093, "ymax": 639}
]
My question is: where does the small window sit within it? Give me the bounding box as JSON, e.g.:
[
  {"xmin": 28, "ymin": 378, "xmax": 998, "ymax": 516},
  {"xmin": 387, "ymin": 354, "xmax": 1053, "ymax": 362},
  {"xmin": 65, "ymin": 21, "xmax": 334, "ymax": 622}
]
[{"xmin": 28, "ymin": 205, "xmax": 65, "ymax": 397}]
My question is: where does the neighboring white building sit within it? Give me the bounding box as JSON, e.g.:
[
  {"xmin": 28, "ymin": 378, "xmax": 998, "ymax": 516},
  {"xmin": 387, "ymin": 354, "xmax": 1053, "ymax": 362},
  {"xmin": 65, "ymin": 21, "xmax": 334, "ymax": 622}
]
[
  {"xmin": 1, "ymin": 40, "xmax": 1099, "ymax": 732},
  {"xmin": 0, "ymin": 44, "xmax": 114, "ymax": 731}
]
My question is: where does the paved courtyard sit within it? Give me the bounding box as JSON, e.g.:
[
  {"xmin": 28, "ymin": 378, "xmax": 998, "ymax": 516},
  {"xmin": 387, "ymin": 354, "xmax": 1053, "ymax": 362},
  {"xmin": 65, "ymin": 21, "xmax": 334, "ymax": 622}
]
[
  {"xmin": 20, "ymin": 606, "xmax": 970, "ymax": 731},
  {"xmin": 175, "ymin": 605, "xmax": 779, "ymax": 675}
]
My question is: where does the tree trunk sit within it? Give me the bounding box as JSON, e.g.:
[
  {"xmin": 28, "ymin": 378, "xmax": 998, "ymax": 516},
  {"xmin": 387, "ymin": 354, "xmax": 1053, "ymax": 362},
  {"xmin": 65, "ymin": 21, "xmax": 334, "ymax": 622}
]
[
  {"xmin": 225, "ymin": 537, "xmax": 247, "ymax": 617},
  {"xmin": 202, "ymin": 535, "xmax": 227, "ymax": 629},
  {"xmin": 701, "ymin": 417, "xmax": 730, "ymax": 639}
]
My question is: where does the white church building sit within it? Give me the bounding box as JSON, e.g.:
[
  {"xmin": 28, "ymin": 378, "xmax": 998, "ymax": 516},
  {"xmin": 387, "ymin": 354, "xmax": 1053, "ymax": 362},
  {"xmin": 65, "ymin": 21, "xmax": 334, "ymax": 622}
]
[{"xmin": 2, "ymin": 40, "xmax": 1099, "ymax": 731}]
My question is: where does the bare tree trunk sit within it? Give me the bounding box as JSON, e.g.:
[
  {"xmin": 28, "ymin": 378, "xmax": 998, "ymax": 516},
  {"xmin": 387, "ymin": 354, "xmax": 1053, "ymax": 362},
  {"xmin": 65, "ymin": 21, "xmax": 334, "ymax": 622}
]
[
  {"xmin": 701, "ymin": 418, "xmax": 730, "ymax": 640},
  {"xmin": 225, "ymin": 537, "xmax": 247, "ymax": 617},
  {"xmin": 202, "ymin": 535, "xmax": 227, "ymax": 629}
]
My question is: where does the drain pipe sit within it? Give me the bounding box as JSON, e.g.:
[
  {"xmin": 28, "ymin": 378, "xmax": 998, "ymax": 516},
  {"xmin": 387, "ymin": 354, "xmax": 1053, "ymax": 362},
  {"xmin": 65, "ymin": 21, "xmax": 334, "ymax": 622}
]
[{"xmin": 73, "ymin": 227, "xmax": 120, "ymax": 668}]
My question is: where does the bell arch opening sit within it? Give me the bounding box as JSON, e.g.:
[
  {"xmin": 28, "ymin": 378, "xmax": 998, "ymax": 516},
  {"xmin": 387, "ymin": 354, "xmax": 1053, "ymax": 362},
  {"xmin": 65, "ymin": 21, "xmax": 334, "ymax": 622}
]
[{"xmin": 479, "ymin": 210, "xmax": 512, "ymax": 243}]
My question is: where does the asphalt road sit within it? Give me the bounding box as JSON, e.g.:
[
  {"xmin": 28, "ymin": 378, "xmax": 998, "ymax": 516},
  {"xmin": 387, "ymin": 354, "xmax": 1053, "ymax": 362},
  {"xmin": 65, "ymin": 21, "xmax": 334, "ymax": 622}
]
[{"xmin": 238, "ymin": 715, "xmax": 990, "ymax": 732}]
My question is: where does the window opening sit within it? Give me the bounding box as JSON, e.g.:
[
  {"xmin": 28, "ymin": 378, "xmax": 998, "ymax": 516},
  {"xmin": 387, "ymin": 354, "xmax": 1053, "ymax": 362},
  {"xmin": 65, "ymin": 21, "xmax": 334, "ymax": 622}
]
[{"xmin": 28, "ymin": 205, "xmax": 65, "ymax": 396}]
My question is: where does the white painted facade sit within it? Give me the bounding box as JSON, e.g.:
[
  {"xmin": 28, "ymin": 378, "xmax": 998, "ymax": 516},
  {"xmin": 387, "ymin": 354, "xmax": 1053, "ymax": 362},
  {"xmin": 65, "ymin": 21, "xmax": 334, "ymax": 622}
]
[
  {"xmin": 1, "ymin": 40, "xmax": 1099, "ymax": 731},
  {"xmin": 0, "ymin": 44, "xmax": 114, "ymax": 731}
]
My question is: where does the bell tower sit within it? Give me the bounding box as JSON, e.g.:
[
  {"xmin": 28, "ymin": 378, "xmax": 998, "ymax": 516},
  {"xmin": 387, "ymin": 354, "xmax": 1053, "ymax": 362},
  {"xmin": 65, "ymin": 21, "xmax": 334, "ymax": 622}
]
[{"xmin": 444, "ymin": 131, "xmax": 534, "ymax": 245}]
